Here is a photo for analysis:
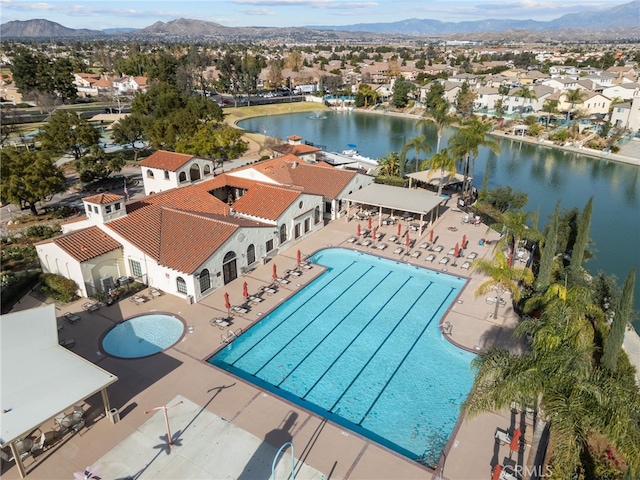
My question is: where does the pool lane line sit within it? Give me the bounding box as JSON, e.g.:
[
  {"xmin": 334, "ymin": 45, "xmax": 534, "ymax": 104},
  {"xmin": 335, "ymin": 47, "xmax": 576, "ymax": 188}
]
[
  {"xmin": 300, "ymin": 275, "xmax": 417, "ymax": 400},
  {"xmin": 356, "ymin": 286, "xmax": 457, "ymax": 426},
  {"xmin": 226, "ymin": 260, "xmax": 358, "ymax": 366},
  {"xmin": 326, "ymin": 280, "xmax": 435, "ymax": 414},
  {"xmin": 251, "ymin": 265, "xmax": 376, "ymax": 378},
  {"xmin": 276, "ymin": 270, "xmax": 394, "ymax": 388}
]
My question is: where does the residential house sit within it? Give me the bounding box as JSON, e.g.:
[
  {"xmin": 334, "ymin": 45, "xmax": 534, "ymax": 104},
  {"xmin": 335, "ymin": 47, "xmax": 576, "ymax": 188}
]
[
  {"xmin": 473, "ymin": 86, "xmax": 500, "ymax": 112},
  {"xmin": 602, "ymin": 83, "xmax": 640, "ymax": 101},
  {"xmin": 580, "ymin": 91, "xmax": 612, "ymax": 117},
  {"xmin": 541, "ymin": 77, "xmax": 582, "ymax": 91},
  {"xmin": 610, "ymin": 97, "xmax": 640, "ymax": 131},
  {"xmin": 112, "ymin": 75, "xmax": 148, "ymax": 95}
]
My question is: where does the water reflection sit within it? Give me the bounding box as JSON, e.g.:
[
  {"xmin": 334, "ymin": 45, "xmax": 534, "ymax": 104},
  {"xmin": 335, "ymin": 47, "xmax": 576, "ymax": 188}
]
[{"xmin": 238, "ymin": 111, "xmax": 640, "ymax": 320}]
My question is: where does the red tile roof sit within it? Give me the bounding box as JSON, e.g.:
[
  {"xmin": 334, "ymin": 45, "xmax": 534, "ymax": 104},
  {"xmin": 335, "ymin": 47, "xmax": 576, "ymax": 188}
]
[
  {"xmin": 235, "ymin": 155, "xmax": 358, "ymax": 198},
  {"xmin": 47, "ymin": 226, "xmax": 122, "ymax": 262},
  {"xmin": 83, "ymin": 193, "xmax": 124, "ymax": 204},
  {"xmin": 105, "ymin": 176, "xmax": 270, "ymax": 273},
  {"xmin": 273, "ymin": 143, "xmax": 321, "ymax": 156},
  {"xmin": 140, "ymin": 151, "xmax": 195, "ymax": 171},
  {"xmin": 232, "ymin": 183, "xmax": 302, "ymax": 221}
]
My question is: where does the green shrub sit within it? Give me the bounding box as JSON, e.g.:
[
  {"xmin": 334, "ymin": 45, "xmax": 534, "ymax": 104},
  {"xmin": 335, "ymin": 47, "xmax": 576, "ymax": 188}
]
[
  {"xmin": 25, "ymin": 224, "xmax": 61, "ymax": 240},
  {"xmin": 39, "ymin": 273, "xmax": 78, "ymax": 303},
  {"xmin": 375, "ymin": 176, "xmax": 408, "ymax": 187},
  {"xmin": 610, "ymin": 145, "xmax": 620, "ymax": 153}
]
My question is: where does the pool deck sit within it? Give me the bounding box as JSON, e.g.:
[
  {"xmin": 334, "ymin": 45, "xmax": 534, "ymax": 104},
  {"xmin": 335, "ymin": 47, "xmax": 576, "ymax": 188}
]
[{"xmin": 5, "ymin": 198, "xmax": 533, "ymax": 480}]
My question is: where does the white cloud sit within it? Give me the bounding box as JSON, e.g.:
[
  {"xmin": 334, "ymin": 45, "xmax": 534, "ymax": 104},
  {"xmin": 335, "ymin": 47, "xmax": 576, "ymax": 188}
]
[{"xmin": 232, "ymin": 0, "xmax": 378, "ymax": 10}]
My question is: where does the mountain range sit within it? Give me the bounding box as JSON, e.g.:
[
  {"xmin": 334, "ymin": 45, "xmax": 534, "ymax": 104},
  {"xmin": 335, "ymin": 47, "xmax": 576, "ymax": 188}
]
[{"xmin": 0, "ymin": 1, "xmax": 638, "ymax": 40}]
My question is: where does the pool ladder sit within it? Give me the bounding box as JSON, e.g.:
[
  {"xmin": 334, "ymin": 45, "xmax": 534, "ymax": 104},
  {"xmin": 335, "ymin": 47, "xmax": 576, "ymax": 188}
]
[{"xmin": 220, "ymin": 328, "xmax": 243, "ymax": 345}]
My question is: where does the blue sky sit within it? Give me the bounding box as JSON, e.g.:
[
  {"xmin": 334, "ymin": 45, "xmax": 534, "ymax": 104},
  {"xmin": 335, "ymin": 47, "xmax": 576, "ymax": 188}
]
[{"xmin": 0, "ymin": 0, "xmax": 629, "ymax": 30}]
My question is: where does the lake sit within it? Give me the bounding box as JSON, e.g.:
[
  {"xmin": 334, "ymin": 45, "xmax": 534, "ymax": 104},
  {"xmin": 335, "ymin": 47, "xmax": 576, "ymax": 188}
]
[{"xmin": 238, "ymin": 111, "xmax": 640, "ymax": 331}]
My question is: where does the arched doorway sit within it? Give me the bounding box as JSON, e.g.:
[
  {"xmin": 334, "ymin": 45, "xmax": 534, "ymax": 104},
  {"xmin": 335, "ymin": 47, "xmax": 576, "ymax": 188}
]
[
  {"xmin": 189, "ymin": 164, "xmax": 201, "ymax": 181},
  {"xmin": 222, "ymin": 251, "xmax": 237, "ymax": 285}
]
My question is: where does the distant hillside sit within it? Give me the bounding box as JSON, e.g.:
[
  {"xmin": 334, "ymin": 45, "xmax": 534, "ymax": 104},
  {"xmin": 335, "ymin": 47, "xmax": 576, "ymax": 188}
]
[
  {"xmin": 312, "ymin": 0, "xmax": 640, "ymax": 34},
  {"xmin": 0, "ymin": 19, "xmax": 104, "ymax": 38}
]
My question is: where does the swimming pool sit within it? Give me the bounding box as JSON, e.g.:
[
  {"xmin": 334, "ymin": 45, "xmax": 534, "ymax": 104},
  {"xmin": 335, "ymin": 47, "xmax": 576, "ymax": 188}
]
[
  {"xmin": 102, "ymin": 314, "xmax": 184, "ymax": 359},
  {"xmin": 209, "ymin": 248, "xmax": 476, "ymax": 467}
]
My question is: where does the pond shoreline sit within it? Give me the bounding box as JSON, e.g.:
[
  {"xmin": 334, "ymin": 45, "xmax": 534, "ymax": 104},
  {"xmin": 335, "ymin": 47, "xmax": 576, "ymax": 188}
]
[{"xmin": 356, "ymin": 107, "xmax": 640, "ymax": 167}]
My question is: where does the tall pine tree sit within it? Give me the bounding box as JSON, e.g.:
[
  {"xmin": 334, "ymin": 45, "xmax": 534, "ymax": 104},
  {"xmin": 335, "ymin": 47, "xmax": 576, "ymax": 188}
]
[
  {"xmin": 569, "ymin": 197, "xmax": 593, "ymax": 285},
  {"xmin": 537, "ymin": 202, "xmax": 559, "ymax": 292},
  {"xmin": 602, "ymin": 268, "xmax": 636, "ymax": 371}
]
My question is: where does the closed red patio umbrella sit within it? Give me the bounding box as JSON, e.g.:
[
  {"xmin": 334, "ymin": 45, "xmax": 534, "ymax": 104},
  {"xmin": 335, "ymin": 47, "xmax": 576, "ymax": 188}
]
[
  {"xmin": 454, "ymin": 242, "xmax": 460, "ymax": 258},
  {"xmin": 373, "ymin": 226, "xmax": 377, "ymax": 242},
  {"xmin": 405, "ymin": 232, "xmax": 410, "ymax": 247},
  {"xmin": 510, "ymin": 428, "xmax": 521, "ymax": 452},
  {"xmin": 429, "ymin": 229, "xmax": 434, "ymax": 243},
  {"xmin": 397, "ymin": 222, "xmax": 402, "ymax": 236},
  {"xmin": 491, "ymin": 465, "xmax": 503, "ymax": 480},
  {"xmin": 462, "ymin": 234, "xmax": 467, "ymax": 249},
  {"xmin": 368, "ymin": 216, "xmax": 372, "ymax": 230},
  {"xmin": 272, "ymin": 263, "xmax": 278, "ymax": 280},
  {"xmin": 357, "ymin": 223, "xmax": 361, "ymax": 236},
  {"xmin": 242, "ymin": 281, "xmax": 249, "ymax": 299},
  {"xmin": 224, "ymin": 292, "xmax": 231, "ymax": 316},
  {"xmin": 296, "ymin": 249, "xmax": 302, "ymax": 265}
]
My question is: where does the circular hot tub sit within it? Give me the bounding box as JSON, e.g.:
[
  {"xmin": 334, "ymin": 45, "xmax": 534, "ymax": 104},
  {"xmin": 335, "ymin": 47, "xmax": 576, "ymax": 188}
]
[{"xmin": 102, "ymin": 313, "xmax": 184, "ymax": 358}]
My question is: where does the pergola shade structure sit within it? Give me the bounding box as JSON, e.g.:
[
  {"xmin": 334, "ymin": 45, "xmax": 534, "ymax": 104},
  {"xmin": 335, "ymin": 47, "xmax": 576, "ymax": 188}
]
[
  {"xmin": 343, "ymin": 183, "xmax": 447, "ymax": 229},
  {"xmin": 1, "ymin": 305, "xmax": 118, "ymax": 477}
]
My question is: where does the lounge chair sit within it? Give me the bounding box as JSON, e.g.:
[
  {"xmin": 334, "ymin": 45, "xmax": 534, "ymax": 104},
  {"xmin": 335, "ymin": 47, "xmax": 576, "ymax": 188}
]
[
  {"xmin": 130, "ymin": 295, "xmax": 146, "ymax": 305},
  {"xmin": 262, "ymin": 286, "xmax": 277, "ymax": 295},
  {"xmin": 433, "ymin": 245, "xmax": 444, "ymax": 253},
  {"xmin": 346, "ymin": 236, "xmax": 357, "ymax": 243},
  {"xmin": 275, "ymin": 277, "xmax": 290, "ymax": 284},
  {"xmin": 448, "ymin": 247, "xmax": 455, "ymax": 256},
  {"xmin": 393, "ymin": 246, "xmax": 404, "ymax": 255},
  {"xmin": 59, "ymin": 338, "xmax": 76, "ymax": 349},
  {"xmin": 495, "ymin": 429, "xmax": 511, "ymax": 445},
  {"xmin": 461, "ymin": 261, "xmax": 471, "ymax": 269},
  {"xmin": 300, "ymin": 262, "xmax": 313, "ymax": 269},
  {"xmin": 249, "ymin": 295, "xmax": 264, "ymax": 304},
  {"xmin": 425, "ymin": 254, "xmax": 436, "ymax": 262},
  {"xmin": 467, "ymin": 252, "xmax": 478, "ymax": 260},
  {"xmin": 149, "ymin": 287, "xmax": 163, "ymax": 298},
  {"xmin": 211, "ymin": 318, "xmax": 231, "ymax": 329},
  {"xmin": 439, "ymin": 256, "xmax": 450, "ymax": 265},
  {"xmin": 82, "ymin": 302, "xmax": 99, "ymax": 312},
  {"xmin": 360, "ymin": 239, "xmax": 372, "ymax": 247},
  {"xmin": 486, "ymin": 297, "xmax": 507, "ymax": 306},
  {"xmin": 388, "ymin": 235, "xmax": 398, "ymax": 243},
  {"xmin": 232, "ymin": 305, "xmax": 249, "ymax": 315},
  {"xmin": 410, "ymin": 250, "xmax": 421, "ymax": 258},
  {"xmin": 286, "ymin": 269, "xmax": 302, "ymax": 277},
  {"xmin": 419, "ymin": 242, "xmax": 430, "ymax": 249},
  {"xmin": 376, "ymin": 243, "xmax": 388, "ymax": 250},
  {"xmin": 63, "ymin": 313, "xmax": 81, "ymax": 324}
]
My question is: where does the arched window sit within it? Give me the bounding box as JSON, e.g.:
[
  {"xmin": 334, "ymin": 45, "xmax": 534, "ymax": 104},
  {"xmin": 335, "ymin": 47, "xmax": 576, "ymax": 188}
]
[
  {"xmin": 222, "ymin": 251, "xmax": 237, "ymax": 285},
  {"xmin": 198, "ymin": 269, "xmax": 211, "ymax": 293},
  {"xmin": 203, "ymin": 165, "xmax": 211, "ymax": 175},
  {"xmin": 279, "ymin": 224, "xmax": 287, "ymax": 244},
  {"xmin": 189, "ymin": 164, "xmax": 201, "ymax": 181},
  {"xmin": 179, "ymin": 172, "xmax": 187, "ymax": 183},
  {"xmin": 247, "ymin": 244, "xmax": 256, "ymax": 265},
  {"xmin": 314, "ymin": 206, "xmax": 321, "ymax": 224},
  {"xmin": 146, "ymin": 169, "xmax": 154, "ymax": 178},
  {"xmin": 176, "ymin": 276, "xmax": 187, "ymax": 294}
]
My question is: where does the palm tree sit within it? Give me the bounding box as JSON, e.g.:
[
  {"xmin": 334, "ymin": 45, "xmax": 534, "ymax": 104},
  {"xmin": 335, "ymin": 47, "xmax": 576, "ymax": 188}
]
[
  {"xmin": 449, "ymin": 117, "xmax": 500, "ymax": 199},
  {"xmin": 422, "ymin": 148, "xmax": 456, "ymax": 196},
  {"xmin": 565, "ymin": 88, "xmax": 587, "ymax": 122},
  {"xmin": 472, "ymin": 250, "xmax": 534, "ymax": 319},
  {"xmin": 514, "ymin": 86, "xmax": 537, "ymax": 118},
  {"xmin": 494, "ymin": 210, "xmax": 544, "ymax": 267},
  {"xmin": 403, "ymin": 134, "xmax": 432, "ymax": 173},
  {"xmin": 418, "ymin": 100, "xmax": 456, "ymax": 153},
  {"xmin": 376, "ymin": 151, "xmax": 401, "ymax": 177},
  {"xmin": 541, "ymin": 99, "xmax": 560, "ymax": 128}
]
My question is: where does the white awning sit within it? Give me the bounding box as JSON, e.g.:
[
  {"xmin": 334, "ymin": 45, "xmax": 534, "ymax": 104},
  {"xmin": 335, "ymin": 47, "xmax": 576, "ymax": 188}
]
[
  {"xmin": 406, "ymin": 169, "xmax": 468, "ymax": 187},
  {"xmin": 343, "ymin": 183, "xmax": 444, "ymax": 215},
  {"xmin": 1, "ymin": 305, "xmax": 118, "ymax": 447}
]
